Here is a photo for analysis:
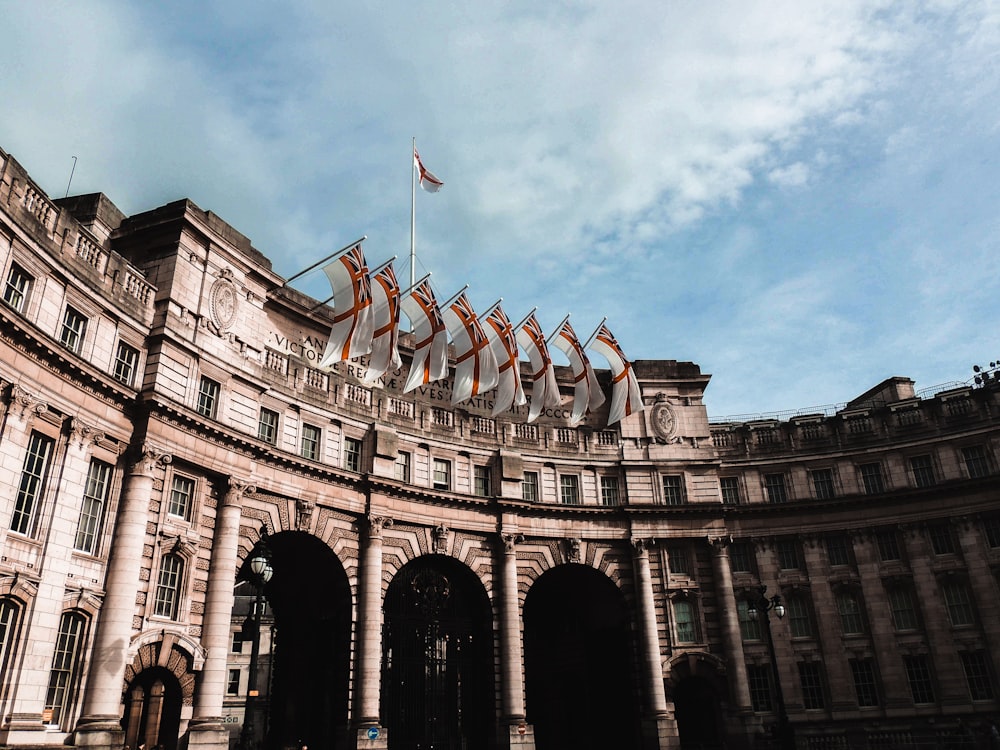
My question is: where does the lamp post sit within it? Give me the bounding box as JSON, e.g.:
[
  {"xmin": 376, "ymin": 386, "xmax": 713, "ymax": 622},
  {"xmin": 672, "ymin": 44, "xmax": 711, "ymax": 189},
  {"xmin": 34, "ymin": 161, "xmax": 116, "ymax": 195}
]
[
  {"xmin": 239, "ymin": 529, "xmax": 273, "ymax": 750},
  {"xmin": 748, "ymin": 585, "xmax": 794, "ymax": 750}
]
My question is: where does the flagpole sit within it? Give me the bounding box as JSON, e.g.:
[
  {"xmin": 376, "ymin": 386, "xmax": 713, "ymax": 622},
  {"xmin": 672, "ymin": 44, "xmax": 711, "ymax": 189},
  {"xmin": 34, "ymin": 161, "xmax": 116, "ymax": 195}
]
[
  {"xmin": 401, "ymin": 272, "xmax": 432, "ymax": 299},
  {"xmin": 546, "ymin": 313, "xmax": 572, "ymax": 345},
  {"xmin": 583, "ymin": 317, "xmax": 608, "ymax": 349},
  {"xmin": 514, "ymin": 307, "xmax": 538, "ymax": 331},
  {"xmin": 282, "ymin": 236, "xmax": 367, "ymax": 286},
  {"xmin": 410, "ymin": 137, "xmax": 416, "ymax": 291},
  {"xmin": 481, "ymin": 298, "xmax": 503, "ymax": 319},
  {"xmin": 308, "ymin": 254, "xmax": 396, "ymax": 313},
  {"xmin": 441, "ymin": 284, "xmax": 470, "ymax": 310}
]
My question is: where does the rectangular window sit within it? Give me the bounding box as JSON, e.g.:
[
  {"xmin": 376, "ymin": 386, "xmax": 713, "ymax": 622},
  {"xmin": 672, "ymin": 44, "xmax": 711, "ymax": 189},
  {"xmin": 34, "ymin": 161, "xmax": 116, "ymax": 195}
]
[
  {"xmin": 343, "ymin": 436, "xmax": 362, "ymax": 472},
  {"xmin": 903, "ymin": 655, "xmax": 936, "ymax": 704},
  {"xmin": 720, "ymin": 476, "xmax": 741, "ymax": 505},
  {"xmin": 747, "ymin": 665, "xmax": 773, "ymax": 712},
  {"xmin": 197, "ymin": 377, "xmax": 220, "ymax": 419},
  {"xmin": 929, "ymin": 523, "xmax": 956, "ymax": 555},
  {"xmin": 600, "ymin": 476, "xmax": 620, "ymax": 506},
  {"xmin": 560, "ymin": 475, "xmax": 581, "ymax": 505},
  {"xmin": 44, "ymin": 612, "xmax": 85, "ymax": 725},
  {"xmin": 673, "ymin": 600, "xmax": 696, "ymax": 643},
  {"xmin": 985, "ymin": 517, "xmax": 1000, "ymax": 548},
  {"xmin": 961, "ymin": 651, "xmax": 995, "ymax": 701},
  {"xmin": 738, "ymin": 599, "xmax": 762, "ymax": 641},
  {"xmin": 74, "ymin": 460, "xmax": 112, "ymax": 554},
  {"xmin": 59, "ymin": 305, "xmax": 87, "ymax": 353},
  {"xmin": 0, "ymin": 599, "xmax": 21, "ymax": 689},
  {"xmin": 729, "ymin": 542, "xmax": 755, "ymax": 573},
  {"xmin": 811, "ymin": 468, "xmax": 835, "ymax": 500},
  {"xmin": 787, "ymin": 596, "xmax": 813, "ymax": 638},
  {"xmin": 300, "ymin": 423, "xmax": 321, "ymax": 461},
  {"xmin": 888, "ymin": 587, "xmax": 919, "ymax": 631},
  {"xmin": 258, "ymin": 408, "xmax": 279, "ymax": 445},
  {"xmin": 909, "ymin": 454, "xmax": 936, "ymax": 488},
  {"xmin": 798, "ymin": 662, "xmax": 826, "ymax": 709},
  {"xmin": 876, "ymin": 530, "xmax": 901, "ymax": 561},
  {"xmin": 231, "ymin": 632, "xmax": 243, "ymax": 653},
  {"xmin": 963, "ymin": 445, "xmax": 991, "ymax": 479},
  {"xmin": 432, "ymin": 458, "xmax": 451, "ymax": 490},
  {"xmin": 394, "ymin": 451, "xmax": 411, "ymax": 483},
  {"xmin": 11, "ymin": 431, "xmax": 54, "ymax": 535},
  {"xmin": 474, "ymin": 465, "xmax": 492, "ymax": 497},
  {"xmin": 668, "ymin": 546, "xmax": 690, "ymax": 576},
  {"xmin": 168, "ymin": 475, "xmax": 195, "ymax": 520},
  {"xmin": 227, "ymin": 668, "xmax": 241, "ymax": 695},
  {"xmin": 3, "ymin": 263, "xmax": 32, "ymax": 312},
  {"xmin": 662, "ymin": 475, "xmax": 685, "ymax": 505},
  {"xmin": 776, "ymin": 539, "xmax": 800, "ymax": 570},
  {"xmin": 850, "ymin": 658, "xmax": 880, "ymax": 707},
  {"xmin": 859, "ymin": 463, "xmax": 885, "ymax": 494},
  {"xmin": 113, "ymin": 341, "xmax": 140, "ymax": 386},
  {"xmin": 522, "ymin": 471, "xmax": 539, "ymax": 502},
  {"xmin": 943, "ymin": 581, "xmax": 975, "ymax": 626},
  {"xmin": 837, "ymin": 592, "xmax": 866, "ymax": 635},
  {"xmin": 826, "ymin": 534, "xmax": 851, "ymax": 566},
  {"xmin": 153, "ymin": 555, "xmax": 183, "ymax": 619},
  {"xmin": 764, "ymin": 473, "xmax": 788, "ymax": 504}
]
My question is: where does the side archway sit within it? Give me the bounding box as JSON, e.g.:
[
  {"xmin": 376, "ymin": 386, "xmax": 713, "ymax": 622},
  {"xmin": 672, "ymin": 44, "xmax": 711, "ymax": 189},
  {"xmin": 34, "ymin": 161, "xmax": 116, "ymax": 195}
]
[
  {"xmin": 523, "ymin": 563, "xmax": 641, "ymax": 750},
  {"xmin": 121, "ymin": 640, "xmax": 194, "ymax": 750},
  {"xmin": 667, "ymin": 652, "xmax": 728, "ymax": 750}
]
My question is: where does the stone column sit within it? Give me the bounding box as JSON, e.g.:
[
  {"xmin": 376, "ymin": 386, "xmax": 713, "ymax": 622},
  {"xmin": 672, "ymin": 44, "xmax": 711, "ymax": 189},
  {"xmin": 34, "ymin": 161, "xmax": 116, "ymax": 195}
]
[
  {"xmin": 188, "ymin": 479, "xmax": 255, "ymax": 750},
  {"xmin": 956, "ymin": 517, "xmax": 1000, "ymax": 681},
  {"xmin": 632, "ymin": 538, "xmax": 670, "ymax": 749},
  {"xmin": 710, "ymin": 538, "xmax": 751, "ymax": 712},
  {"xmin": 353, "ymin": 514, "xmax": 391, "ymax": 749},
  {"xmin": 499, "ymin": 533, "xmax": 533, "ymax": 748},
  {"xmin": 76, "ymin": 444, "xmax": 171, "ymax": 750}
]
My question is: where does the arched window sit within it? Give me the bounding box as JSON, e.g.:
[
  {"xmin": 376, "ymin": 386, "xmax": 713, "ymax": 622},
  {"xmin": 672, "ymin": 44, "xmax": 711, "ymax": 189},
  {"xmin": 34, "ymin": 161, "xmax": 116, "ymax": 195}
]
[
  {"xmin": 153, "ymin": 554, "xmax": 184, "ymax": 620},
  {"xmin": 673, "ymin": 600, "xmax": 697, "ymax": 643},
  {"xmin": 836, "ymin": 591, "xmax": 866, "ymax": 635},
  {"xmin": 44, "ymin": 611, "xmax": 87, "ymax": 726},
  {"xmin": 0, "ymin": 597, "xmax": 23, "ymax": 684}
]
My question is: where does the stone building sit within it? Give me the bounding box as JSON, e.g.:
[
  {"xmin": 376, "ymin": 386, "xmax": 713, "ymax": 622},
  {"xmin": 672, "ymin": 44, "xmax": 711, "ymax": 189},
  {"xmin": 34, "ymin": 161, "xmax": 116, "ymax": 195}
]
[{"xmin": 0, "ymin": 145, "xmax": 997, "ymax": 750}]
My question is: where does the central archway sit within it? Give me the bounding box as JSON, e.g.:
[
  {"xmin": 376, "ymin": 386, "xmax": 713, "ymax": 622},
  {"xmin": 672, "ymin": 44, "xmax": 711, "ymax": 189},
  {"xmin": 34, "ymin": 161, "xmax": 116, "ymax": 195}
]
[
  {"xmin": 381, "ymin": 555, "xmax": 494, "ymax": 750},
  {"xmin": 239, "ymin": 531, "xmax": 352, "ymax": 750},
  {"xmin": 523, "ymin": 564, "xmax": 641, "ymax": 750}
]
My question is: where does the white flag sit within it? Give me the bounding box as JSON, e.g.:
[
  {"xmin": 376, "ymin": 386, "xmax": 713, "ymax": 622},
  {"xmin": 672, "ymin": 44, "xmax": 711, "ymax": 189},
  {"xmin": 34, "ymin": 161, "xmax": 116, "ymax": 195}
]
[
  {"xmin": 515, "ymin": 313, "xmax": 561, "ymax": 423},
  {"xmin": 318, "ymin": 243, "xmax": 373, "ymax": 369},
  {"xmin": 362, "ymin": 260, "xmax": 402, "ymax": 384},
  {"xmin": 414, "ymin": 146, "xmax": 444, "ymax": 192},
  {"xmin": 589, "ymin": 323, "xmax": 643, "ymax": 426},
  {"xmin": 552, "ymin": 318, "xmax": 605, "ymax": 424},
  {"xmin": 400, "ymin": 276, "xmax": 449, "ymax": 392},
  {"xmin": 442, "ymin": 292, "xmax": 499, "ymax": 405},
  {"xmin": 483, "ymin": 304, "xmax": 526, "ymax": 416}
]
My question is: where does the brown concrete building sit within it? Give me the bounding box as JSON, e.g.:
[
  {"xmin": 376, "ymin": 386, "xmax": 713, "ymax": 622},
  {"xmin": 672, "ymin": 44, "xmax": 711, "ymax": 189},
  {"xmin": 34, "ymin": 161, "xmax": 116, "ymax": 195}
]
[{"xmin": 0, "ymin": 145, "xmax": 997, "ymax": 750}]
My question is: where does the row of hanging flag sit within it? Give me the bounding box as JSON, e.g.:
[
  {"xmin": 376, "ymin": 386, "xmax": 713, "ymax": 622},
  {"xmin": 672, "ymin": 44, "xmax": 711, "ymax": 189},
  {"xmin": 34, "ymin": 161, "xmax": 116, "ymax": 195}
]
[{"xmin": 314, "ymin": 240, "xmax": 644, "ymax": 427}]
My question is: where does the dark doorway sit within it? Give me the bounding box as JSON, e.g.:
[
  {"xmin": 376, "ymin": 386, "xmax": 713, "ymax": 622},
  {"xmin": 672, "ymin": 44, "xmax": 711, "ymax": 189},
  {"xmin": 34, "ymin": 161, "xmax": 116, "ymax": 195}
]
[
  {"xmin": 122, "ymin": 667, "xmax": 183, "ymax": 750},
  {"xmin": 674, "ymin": 676, "xmax": 723, "ymax": 750},
  {"xmin": 381, "ymin": 555, "xmax": 494, "ymax": 750},
  {"xmin": 238, "ymin": 531, "xmax": 352, "ymax": 750},
  {"xmin": 523, "ymin": 565, "xmax": 640, "ymax": 750}
]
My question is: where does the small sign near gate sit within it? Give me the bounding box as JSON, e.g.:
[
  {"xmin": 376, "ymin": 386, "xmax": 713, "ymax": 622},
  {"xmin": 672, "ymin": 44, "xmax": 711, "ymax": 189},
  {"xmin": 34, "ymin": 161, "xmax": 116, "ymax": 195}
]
[
  {"xmin": 366, "ymin": 726, "xmax": 380, "ymax": 740},
  {"xmin": 517, "ymin": 722, "xmax": 527, "ymax": 736}
]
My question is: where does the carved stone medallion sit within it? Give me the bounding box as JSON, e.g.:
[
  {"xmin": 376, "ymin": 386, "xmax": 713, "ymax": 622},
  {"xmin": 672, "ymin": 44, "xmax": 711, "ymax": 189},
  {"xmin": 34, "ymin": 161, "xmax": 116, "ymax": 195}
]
[
  {"xmin": 650, "ymin": 401, "xmax": 677, "ymax": 443},
  {"xmin": 209, "ymin": 271, "xmax": 238, "ymax": 332}
]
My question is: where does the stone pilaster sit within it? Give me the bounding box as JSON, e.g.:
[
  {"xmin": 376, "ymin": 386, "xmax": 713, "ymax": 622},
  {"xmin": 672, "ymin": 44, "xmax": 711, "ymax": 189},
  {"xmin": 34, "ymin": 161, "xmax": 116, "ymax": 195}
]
[
  {"xmin": 632, "ymin": 538, "xmax": 672, "ymax": 750},
  {"xmin": 352, "ymin": 514, "xmax": 391, "ymax": 750},
  {"xmin": 75, "ymin": 444, "xmax": 171, "ymax": 750},
  {"xmin": 188, "ymin": 478, "xmax": 255, "ymax": 750},
  {"xmin": 499, "ymin": 532, "xmax": 534, "ymax": 748}
]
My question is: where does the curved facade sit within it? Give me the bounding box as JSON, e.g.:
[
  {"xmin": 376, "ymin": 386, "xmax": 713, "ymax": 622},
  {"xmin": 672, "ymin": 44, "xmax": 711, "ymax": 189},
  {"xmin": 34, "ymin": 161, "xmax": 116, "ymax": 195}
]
[{"xmin": 0, "ymin": 147, "xmax": 998, "ymax": 750}]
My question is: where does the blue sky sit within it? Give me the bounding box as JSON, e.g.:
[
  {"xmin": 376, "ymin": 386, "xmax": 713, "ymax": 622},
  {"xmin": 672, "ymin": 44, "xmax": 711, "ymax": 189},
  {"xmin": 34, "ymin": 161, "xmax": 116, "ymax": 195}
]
[{"xmin": 2, "ymin": 1, "xmax": 997, "ymax": 418}]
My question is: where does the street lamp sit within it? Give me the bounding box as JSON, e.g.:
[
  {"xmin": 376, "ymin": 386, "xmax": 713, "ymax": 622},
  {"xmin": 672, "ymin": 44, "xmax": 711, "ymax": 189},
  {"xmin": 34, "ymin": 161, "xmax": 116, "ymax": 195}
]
[
  {"xmin": 239, "ymin": 528, "xmax": 274, "ymax": 750},
  {"xmin": 748, "ymin": 585, "xmax": 794, "ymax": 750}
]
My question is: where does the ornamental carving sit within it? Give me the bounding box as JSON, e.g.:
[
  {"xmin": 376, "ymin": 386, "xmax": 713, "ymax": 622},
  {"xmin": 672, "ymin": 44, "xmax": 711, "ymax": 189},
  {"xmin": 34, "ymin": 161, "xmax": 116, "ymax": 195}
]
[
  {"xmin": 565, "ymin": 537, "xmax": 582, "ymax": 564},
  {"xmin": 368, "ymin": 514, "xmax": 393, "ymax": 540},
  {"xmin": 432, "ymin": 524, "xmax": 450, "ymax": 553},
  {"xmin": 9, "ymin": 384, "xmax": 48, "ymax": 422},
  {"xmin": 649, "ymin": 396, "xmax": 678, "ymax": 443},
  {"xmin": 209, "ymin": 269, "xmax": 239, "ymax": 333},
  {"xmin": 69, "ymin": 418, "xmax": 105, "ymax": 451},
  {"xmin": 135, "ymin": 443, "xmax": 172, "ymax": 475},
  {"xmin": 296, "ymin": 497, "xmax": 315, "ymax": 531},
  {"xmin": 499, "ymin": 533, "xmax": 523, "ymax": 554}
]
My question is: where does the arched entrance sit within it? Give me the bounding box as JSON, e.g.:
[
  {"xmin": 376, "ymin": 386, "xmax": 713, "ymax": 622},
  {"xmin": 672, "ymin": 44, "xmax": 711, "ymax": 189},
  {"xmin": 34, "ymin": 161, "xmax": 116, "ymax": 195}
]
[
  {"xmin": 523, "ymin": 564, "xmax": 640, "ymax": 750},
  {"xmin": 381, "ymin": 555, "xmax": 494, "ymax": 750},
  {"xmin": 238, "ymin": 531, "xmax": 352, "ymax": 750},
  {"xmin": 673, "ymin": 676, "xmax": 723, "ymax": 750},
  {"xmin": 122, "ymin": 667, "xmax": 183, "ymax": 750}
]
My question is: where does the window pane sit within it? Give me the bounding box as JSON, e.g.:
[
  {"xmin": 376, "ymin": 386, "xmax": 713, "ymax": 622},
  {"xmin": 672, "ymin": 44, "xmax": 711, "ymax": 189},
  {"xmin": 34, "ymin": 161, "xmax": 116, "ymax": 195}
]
[
  {"xmin": 850, "ymin": 658, "xmax": 880, "ymax": 707},
  {"xmin": 44, "ymin": 612, "xmax": 86, "ymax": 725},
  {"xmin": 60, "ymin": 306, "xmax": 87, "ymax": 353},
  {"xmin": 168, "ymin": 476, "xmax": 195, "ymax": 520},
  {"xmin": 876, "ymin": 530, "xmax": 901, "ymax": 561},
  {"xmin": 3, "ymin": 263, "xmax": 31, "ymax": 312},
  {"xmin": 11, "ymin": 431, "xmax": 54, "ymax": 535},
  {"xmin": 522, "ymin": 471, "xmax": 538, "ymax": 502},
  {"xmin": 197, "ymin": 377, "xmax": 220, "ymax": 418},
  {"xmin": 798, "ymin": 662, "xmax": 826, "ymax": 709},
  {"xmin": 738, "ymin": 599, "xmax": 762, "ymax": 641},
  {"xmin": 668, "ymin": 546, "xmax": 689, "ymax": 575},
  {"xmin": 113, "ymin": 342, "xmax": 140, "ymax": 386},
  {"xmin": 258, "ymin": 408, "xmax": 279, "ymax": 444},
  {"xmin": 433, "ymin": 459, "xmax": 451, "ymax": 490},
  {"xmin": 903, "ymin": 655, "xmax": 936, "ymax": 704},
  {"xmin": 860, "ymin": 463, "xmax": 885, "ymax": 494},
  {"xmin": 394, "ymin": 451, "xmax": 411, "ymax": 482},
  {"xmin": 301, "ymin": 424, "xmax": 321, "ymax": 460},
  {"xmin": 747, "ymin": 665, "xmax": 773, "ymax": 711},
  {"xmin": 74, "ymin": 460, "xmax": 112, "ymax": 553},
  {"xmin": 963, "ymin": 445, "xmax": 990, "ymax": 479},
  {"xmin": 929, "ymin": 524, "xmax": 956, "ymax": 555},
  {"xmin": 888, "ymin": 587, "xmax": 918, "ymax": 631},
  {"xmin": 560, "ymin": 475, "xmax": 580, "ymax": 505},
  {"xmin": 764, "ymin": 474, "xmax": 787, "ymax": 504},
  {"xmin": 811, "ymin": 469, "xmax": 835, "ymax": 499},
  {"xmin": 787, "ymin": 596, "xmax": 812, "ymax": 638},
  {"xmin": 909, "ymin": 455, "xmax": 936, "ymax": 488},
  {"xmin": 777, "ymin": 540, "xmax": 800, "ymax": 570},
  {"xmin": 674, "ymin": 601, "xmax": 696, "ymax": 643},
  {"xmin": 826, "ymin": 534, "xmax": 850, "ymax": 566},
  {"xmin": 730, "ymin": 543, "xmax": 755, "ymax": 573},
  {"xmin": 720, "ymin": 476, "xmax": 741, "ymax": 505},
  {"xmin": 153, "ymin": 555, "xmax": 183, "ymax": 619},
  {"xmin": 961, "ymin": 651, "xmax": 994, "ymax": 701},
  {"xmin": 0, "ymin": 599, "xmax": 22, "ymax": 687},
  {"xmin": 344, "ymin": 437, "xmax": 362, "ymax": 472},
  {"xmin": 600, "ymin": 476, "xmax": 620, "ymax": 506},
  {"xmin": 943, "ymin": 581, "xmax": 975, "ymax": 626},
  {"xmin": 837, "ymin": 592, "xmax": 865, "ymax": 634},
  {"xmin": 662, "ymin": 475, "xmax": 685, "ymax": 505},
  {"xmin": 474, "ymin": 465, "xmax": 491, "ymax": 497}
]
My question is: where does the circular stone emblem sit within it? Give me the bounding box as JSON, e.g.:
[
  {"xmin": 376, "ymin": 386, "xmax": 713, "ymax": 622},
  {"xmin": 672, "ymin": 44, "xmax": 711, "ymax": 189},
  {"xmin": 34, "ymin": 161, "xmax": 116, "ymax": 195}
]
[
  {"xmin": 650, "ymin": 401, "xmax": 677, "ymax": 442},
  {"xmin": 210, "ymin": 277, "xmax": 238, "ymax": 331}
]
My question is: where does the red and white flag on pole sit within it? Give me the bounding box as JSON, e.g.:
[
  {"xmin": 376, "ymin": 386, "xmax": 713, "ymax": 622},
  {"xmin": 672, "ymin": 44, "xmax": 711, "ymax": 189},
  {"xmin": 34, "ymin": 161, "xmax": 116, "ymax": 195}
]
[
  {"xmin": 588, "ymin": 323, "xmax": 643, "ymax": 426},
  {"xmin": 442, "ymin": 291, "xmax": 499, "ymax": 405},
  {"xmin": 483, "ymin": 304, "xmax": 526, "ymax": 416},
  {"xmin": 414, "ymin": 146, "xmax": 444, "ymax": 193},
  {"xmin": 400, "ymin": 276, "xmax": 449, "ymax": 392},
  {"xmin": 318, "ymin": 243, "xmax": 374, "ymax": 369},
  {"xmin": 362, "ymin": 259, "xmax": 402, "ymax": 385},
  {"xmin": 515, "ymin": 313, "xmax": 561, "ymax": 423},
  {"xmin": 552, "ymin": 318, "xmax": 605, "ymax": 424}
]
